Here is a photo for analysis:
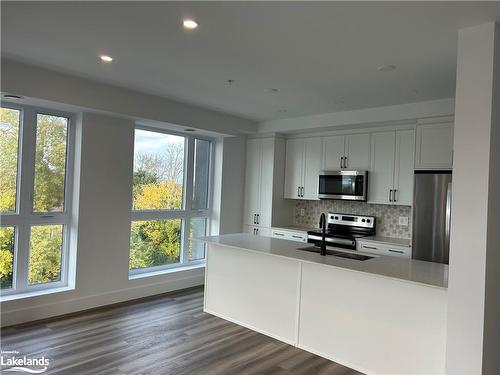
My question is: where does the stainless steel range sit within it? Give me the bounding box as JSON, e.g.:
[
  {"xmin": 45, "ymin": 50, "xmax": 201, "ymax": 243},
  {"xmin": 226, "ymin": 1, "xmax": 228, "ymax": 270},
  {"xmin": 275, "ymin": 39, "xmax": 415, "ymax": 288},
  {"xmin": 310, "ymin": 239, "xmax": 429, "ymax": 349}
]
[{"xmin": 307, "ymin": 213, "xmax": 376, "ymax": 250}]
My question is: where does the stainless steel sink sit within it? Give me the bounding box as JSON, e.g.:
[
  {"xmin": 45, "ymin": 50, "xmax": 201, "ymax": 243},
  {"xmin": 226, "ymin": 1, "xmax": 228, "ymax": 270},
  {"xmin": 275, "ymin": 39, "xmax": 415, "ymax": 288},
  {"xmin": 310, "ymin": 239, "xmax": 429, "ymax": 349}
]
[{"xmin": 298, "ymin": 246, "xmax": 374, "ymax": 261}]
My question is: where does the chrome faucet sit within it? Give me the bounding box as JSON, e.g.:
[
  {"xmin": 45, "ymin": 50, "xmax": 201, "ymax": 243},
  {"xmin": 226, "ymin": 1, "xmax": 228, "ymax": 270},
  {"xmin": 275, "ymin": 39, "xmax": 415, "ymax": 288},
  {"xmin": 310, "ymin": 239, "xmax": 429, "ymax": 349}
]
[{"xmin": 319, "ymin": 213, "xmax": 327, "ymax": 256}]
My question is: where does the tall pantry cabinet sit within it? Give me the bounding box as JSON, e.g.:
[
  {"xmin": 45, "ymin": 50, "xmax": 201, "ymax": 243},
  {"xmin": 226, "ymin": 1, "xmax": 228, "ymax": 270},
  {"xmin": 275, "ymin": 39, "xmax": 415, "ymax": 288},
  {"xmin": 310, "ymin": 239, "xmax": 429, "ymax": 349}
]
[{"xmin": 243, "ymin": 137, "xmax": 292, "ymax": 236}]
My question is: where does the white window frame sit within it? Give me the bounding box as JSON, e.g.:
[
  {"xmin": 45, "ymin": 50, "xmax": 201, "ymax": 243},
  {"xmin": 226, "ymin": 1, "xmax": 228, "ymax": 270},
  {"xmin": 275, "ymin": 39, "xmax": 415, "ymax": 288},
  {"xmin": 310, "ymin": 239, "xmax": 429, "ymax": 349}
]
[
  {"xmin": 129, "ymin": 125, "xmax": 214, "ymax": 276},
  {"xmin": 0, "ymin": 102, "xmax": 75, "ymax": 297}
]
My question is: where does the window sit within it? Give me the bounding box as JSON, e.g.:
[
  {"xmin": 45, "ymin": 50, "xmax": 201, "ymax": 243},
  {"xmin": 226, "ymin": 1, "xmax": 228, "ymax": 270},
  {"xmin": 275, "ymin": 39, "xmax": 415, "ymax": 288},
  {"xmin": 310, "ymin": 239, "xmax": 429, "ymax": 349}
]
[
  {"xmin": 129, "ymin": 127, "xmax": 212, "ymax": 274},
  {"xmin": 0, "ymin": 104, "xmax": 74, "ymax": 297}
]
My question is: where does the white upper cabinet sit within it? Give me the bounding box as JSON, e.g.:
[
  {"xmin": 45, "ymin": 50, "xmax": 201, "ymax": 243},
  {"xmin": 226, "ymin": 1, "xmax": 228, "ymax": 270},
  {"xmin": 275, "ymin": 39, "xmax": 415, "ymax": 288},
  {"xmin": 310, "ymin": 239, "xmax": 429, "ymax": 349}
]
[
  {"xmin": 415, "ymin": 123, "xmax": 454, "ymax": 170},
  {"xmin": 393, "ymin": 130, "xmax": 415, "ymax": 205},
  {"xmin": 323, "ymin": 135, "xmax": 345, "ymax": 170},
  {"xmin": 284, "ymin": 137, "xmax": 322, "ymax": 200},
  {"xmin": 303, "ymin": 138, "xmax": 322, "ymax": 200},
  {"xmin": 322, "ymin": 133, "xmax": 371, "ymax": 171},
  {"xmin": 284, "ymin": 138, "xmax": 304, "ymax": 199},
  {"xmin": 344, "ymin": 133, "xmax": 371, "ymax": 170},
  {"xmin": 243, "ymin": 138, "xmax": 275, "ymax": 226},
  {"xmin": 369, "ymin": 132, "xmax": 396, "ymax": 205},
  {"xmin": 369, "ymin": 130, "xmax": 415, "ymax": 206}
]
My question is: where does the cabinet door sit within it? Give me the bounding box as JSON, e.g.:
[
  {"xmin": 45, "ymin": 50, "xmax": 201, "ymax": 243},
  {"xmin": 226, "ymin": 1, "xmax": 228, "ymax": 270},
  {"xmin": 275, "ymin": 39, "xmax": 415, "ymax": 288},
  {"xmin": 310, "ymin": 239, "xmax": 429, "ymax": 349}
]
[
  {"xmin": 302, "ymin": 137, "xmax": 322, "ymax": 200},
  {"xmin": 284, "ymin": 138, "xmax": 304, "ymax": 199},
  {"xmin": 322, "ymin": 135, "xmax": 345, "ymax": 170},
  {"xmin": 415, "ymin": 123, "xmax": 453, "ymax": 169},
  {"xmin": 258, "ymin": 138, "xmax": 274, "ymax": 227},
  {"xmin": 345, "ymin": 133, "xmax": 371, "ymax": 170},
  {"xmin": 368, "ymin": 132, "xmax": 396, "ymax": 204},
  {"xmin": 243, "ymin": 139, "xmax": 261, "ymax": 225},
  {"xmin": 394, "ymin": 130, "xmax": 415, "ymax": 206}
]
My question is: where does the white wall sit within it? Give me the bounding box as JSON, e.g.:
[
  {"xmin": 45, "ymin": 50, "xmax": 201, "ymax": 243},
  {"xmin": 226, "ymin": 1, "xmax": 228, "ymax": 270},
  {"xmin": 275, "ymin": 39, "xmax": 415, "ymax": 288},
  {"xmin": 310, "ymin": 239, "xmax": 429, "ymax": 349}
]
[
  {"xmin": 1, "ymin": 58, "xmax": 257, "ymax": 136},
  {"xmin": 218, "ymin": 137, "xmax": 247, "ymax": 234},
  {"xmin": 482, "ymin": 23, "xmax": 500, "ymax": 375},
  {"xmin": 258, "ymin": 98, "xmax": 454, "ymax": 134},
  {"xmin": 445, "ymin": 22, "xmax": 500, "ymax": 374},
  {"xmin": 0, "ymin": 113, "xmax": 205, "ymax": 326}
]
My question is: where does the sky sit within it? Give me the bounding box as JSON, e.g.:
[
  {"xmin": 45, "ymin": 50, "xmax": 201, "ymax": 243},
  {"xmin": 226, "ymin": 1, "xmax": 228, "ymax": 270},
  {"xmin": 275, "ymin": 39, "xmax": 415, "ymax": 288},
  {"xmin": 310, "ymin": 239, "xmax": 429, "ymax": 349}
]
[{"xmin": 134, "ymin": 129, "xmax": 184, "ymax": 156}]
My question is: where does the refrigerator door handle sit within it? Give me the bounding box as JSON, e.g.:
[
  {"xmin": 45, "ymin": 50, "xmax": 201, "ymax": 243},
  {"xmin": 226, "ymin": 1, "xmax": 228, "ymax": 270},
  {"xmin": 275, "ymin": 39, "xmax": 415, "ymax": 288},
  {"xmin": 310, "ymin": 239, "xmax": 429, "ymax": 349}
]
[{"xmin": 445, "ymin": 182, "xmax": 452, "ymax": 254}]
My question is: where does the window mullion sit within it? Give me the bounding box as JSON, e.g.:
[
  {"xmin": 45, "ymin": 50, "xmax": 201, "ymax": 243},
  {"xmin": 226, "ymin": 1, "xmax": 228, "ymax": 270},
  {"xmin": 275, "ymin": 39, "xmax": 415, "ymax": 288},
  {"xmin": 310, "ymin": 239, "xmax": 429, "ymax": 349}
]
[
  {"xmin": 183, "ymin": 137, "xmax": 195, "ymax": 264},
  {"xmin": 13, "ymin": 107, "xmax": 37, "ymax": 293}
]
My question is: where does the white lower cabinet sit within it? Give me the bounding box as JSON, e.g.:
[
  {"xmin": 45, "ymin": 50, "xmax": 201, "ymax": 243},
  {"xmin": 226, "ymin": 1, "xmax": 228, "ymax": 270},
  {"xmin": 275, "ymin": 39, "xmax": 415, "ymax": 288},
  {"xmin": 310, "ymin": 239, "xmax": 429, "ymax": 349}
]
[
  {"xmin": 205, "ymin": 245, "xmax": 447, "ymax": 375},
  {"xmin": 298, "ymin": 263, "xmax": 446, "ymax": 375},
  {"xmin": 204, "ymin": 244, "xmax": 300, "ymax": 344},
  {"xmin": 245, "ymin": 225, "xmax": 271, "ymax": 237},
  {"xmin": 357, "ymin": 240, "xmax": 411, "ymax": 258},
  {"xmin": 271, "ymin": 229, "xmax": 307, "ymax": 243}
]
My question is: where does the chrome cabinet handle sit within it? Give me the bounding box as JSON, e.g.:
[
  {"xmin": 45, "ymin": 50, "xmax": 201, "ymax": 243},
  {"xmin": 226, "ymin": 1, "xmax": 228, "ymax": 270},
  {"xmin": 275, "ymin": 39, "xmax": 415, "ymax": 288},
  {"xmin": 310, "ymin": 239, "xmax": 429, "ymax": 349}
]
[
  {"xmin": 340, "ymin": 157, "xmax": 343, "ymax": 168},
  {"xmin": 300, "ymin": 187, "xmax": 304, "ymax": 197},
  {"xmin": 298, "ymin": 186, "xmax": 300, "ymax": 198},
  {"xmin": 393, "ymin": 189, "xmax": 398, "ymax": 202},
  {"xmin": 253, "ymin": 214, "xmax": 256, "ymax": 224},
  {"xmin": 292, "ymin": 235, "xmax": 302, "ymax": 239},
  {"xmin": 362, "ymin": 245, "xmax": 378, "ymax": 250},
  {"xmin": 275, "ymin": 232, "xmax": 284, "ymax": 236},
  {"xmin": 389, "ymin": 189, "xmax": 392, "ymax": 202},
  {"xmin": 256, "ymin": 214, "xmax": 260, "ymax": 224},
  {"xmin": 343, "ymin": 156, "xmax": 348, "ymax": 169}
]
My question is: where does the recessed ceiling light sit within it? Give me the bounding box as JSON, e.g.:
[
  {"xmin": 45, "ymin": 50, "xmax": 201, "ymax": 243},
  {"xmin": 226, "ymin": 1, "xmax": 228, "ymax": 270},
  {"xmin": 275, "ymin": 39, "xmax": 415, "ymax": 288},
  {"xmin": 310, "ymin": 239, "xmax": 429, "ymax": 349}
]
[
  {"xmin": 183, "ymin": 19, "xmax": 198, "ymax": 30},
  {"xmin": 226, "ymin": 79, "xmax": 235, "ymax": 86},
  {"xmin": 377, "ymin": 64, "xmax": 397, "ymax": 72},
  {"xmin": 100, "ymin": 55, "xmax": 113, "ymax": 62},
  {"xmin": 3, "ymin": 94, "xmax": 23, "ymax": 100},
  {"xmin": 265, "ymin": 88, "xmax": 279, "ymax": 93},
  {"xmin": 184, "ymin": 128, "xmax": 196, "ymax": 132}
]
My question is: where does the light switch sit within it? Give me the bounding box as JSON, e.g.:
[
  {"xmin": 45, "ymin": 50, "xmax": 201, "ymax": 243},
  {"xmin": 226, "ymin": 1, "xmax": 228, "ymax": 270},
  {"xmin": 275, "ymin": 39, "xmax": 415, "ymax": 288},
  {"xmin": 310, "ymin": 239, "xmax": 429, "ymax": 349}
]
[{"xmin": 399, "ymin": 216, "xmax": 409, "ymax": 226}]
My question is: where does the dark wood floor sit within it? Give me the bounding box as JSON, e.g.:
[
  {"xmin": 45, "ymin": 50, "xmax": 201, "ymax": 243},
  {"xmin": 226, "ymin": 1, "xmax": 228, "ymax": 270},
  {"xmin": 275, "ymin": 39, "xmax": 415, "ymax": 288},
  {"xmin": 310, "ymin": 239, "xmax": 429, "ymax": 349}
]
[{"xmin": 1, "ymin": 287, "xmax": 361, "ymax": 375}]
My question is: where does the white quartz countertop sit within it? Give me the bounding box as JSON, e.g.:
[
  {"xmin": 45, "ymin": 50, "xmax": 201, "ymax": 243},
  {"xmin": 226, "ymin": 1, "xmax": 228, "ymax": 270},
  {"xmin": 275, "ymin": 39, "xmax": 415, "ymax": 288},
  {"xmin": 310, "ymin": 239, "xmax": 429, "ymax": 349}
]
[
  {"xmin": 271, "ymin": 225, "xmax": 315, "ymax": 233},
  {"xmin": 360, "ymin": 236, "xmax": 411, "ymax": 247},
  {"xmin": 198, "ymin": 233, "xmax": 448, "ymax": 289}
]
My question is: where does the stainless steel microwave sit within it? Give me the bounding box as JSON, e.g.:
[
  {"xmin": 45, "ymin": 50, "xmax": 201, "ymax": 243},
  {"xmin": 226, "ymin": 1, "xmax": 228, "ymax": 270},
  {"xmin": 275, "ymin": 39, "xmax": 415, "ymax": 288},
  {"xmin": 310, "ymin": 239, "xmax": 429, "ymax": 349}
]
[{"xmin": 318, "ymin": 170, "xmax": 368, "ymax": 201}]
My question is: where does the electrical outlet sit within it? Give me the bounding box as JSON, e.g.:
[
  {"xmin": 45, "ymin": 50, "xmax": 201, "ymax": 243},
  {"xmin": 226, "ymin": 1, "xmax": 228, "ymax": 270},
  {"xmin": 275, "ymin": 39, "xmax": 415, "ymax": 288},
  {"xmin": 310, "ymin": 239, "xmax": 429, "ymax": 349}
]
[
  {"xmin": 399, "ymin": 216, "xmax": 409, "ymax": 226},
  {"xmin": 300, "ymin": 208, "xmax": 305, "ymax": 217}
]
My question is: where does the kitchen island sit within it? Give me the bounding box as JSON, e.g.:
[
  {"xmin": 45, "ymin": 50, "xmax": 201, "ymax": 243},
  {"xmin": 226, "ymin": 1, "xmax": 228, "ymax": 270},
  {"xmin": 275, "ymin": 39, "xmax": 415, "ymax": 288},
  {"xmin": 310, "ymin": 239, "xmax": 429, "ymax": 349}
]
[{"xmin": 199, "ymin": 233, "xmax": 448, "ymax": 375}]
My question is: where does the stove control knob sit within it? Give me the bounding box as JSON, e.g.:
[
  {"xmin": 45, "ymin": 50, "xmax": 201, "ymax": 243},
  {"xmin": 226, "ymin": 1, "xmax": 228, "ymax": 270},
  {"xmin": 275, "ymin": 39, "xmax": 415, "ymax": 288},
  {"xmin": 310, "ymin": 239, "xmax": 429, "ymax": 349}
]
[
  {"xmin": 366, "ymin": 219, "xmax": 371, "ymax": 223},
  {"xmin": 362, "ymin": 219, "xmax": 366, "ymax": 222}
]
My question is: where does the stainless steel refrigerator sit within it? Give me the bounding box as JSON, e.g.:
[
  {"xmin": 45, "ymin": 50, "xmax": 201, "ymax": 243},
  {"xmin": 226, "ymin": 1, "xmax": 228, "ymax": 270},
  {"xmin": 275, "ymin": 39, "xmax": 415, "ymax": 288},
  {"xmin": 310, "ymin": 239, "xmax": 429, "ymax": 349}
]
[{"xmin": 412, "ymin": 171, "xmax": 452, "ymax": 264}]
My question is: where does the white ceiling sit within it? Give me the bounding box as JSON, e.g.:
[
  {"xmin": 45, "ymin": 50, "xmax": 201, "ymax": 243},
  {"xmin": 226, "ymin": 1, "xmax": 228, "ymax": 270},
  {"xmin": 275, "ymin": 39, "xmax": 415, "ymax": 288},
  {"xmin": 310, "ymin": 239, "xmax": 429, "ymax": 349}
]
[{"xmin": 2, "ymin": 2, "xmax": 500, "ymax": 121}]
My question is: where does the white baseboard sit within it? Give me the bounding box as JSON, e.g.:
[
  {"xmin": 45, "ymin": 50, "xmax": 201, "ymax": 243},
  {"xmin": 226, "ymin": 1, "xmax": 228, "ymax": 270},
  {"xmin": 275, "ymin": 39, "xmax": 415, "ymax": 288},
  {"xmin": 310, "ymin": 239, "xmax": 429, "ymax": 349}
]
[{"xmin": 1, "ymin": 272, "xmax": 204, "ymax": 327}]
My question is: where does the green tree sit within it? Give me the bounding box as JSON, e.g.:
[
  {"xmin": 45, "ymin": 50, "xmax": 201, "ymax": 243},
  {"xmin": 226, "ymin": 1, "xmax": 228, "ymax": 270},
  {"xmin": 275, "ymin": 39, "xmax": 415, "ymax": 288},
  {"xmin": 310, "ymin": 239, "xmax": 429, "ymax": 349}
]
[
  {"xmin": 0, "ymin": 111, "xmax": 66, "ymax": 288},
  {"xmin": 129, "ymin": 154, "xmax": 184, "ymax": 269},
  {"xmin": 0, "ymin": 108, "xmax": 20, "ymax": 212},
  {"xmin": 0, "ymin": 227, "xmax": 15, "ymax": 288},
  {"xmin": 33, "ymin": 114, "xmax": 67, "ymax": 212}
]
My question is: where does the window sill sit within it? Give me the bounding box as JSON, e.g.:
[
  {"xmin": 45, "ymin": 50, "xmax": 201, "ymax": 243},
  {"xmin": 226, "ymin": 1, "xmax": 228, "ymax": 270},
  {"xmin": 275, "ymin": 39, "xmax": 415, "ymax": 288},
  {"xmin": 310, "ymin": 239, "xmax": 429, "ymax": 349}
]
[
  {"xmin": 0, "ymin": 285, "xmax": 75, "ymax": 303},
  {"xmin": 128, "ymin": 262, "xmax": 206, "ymax": 280}
]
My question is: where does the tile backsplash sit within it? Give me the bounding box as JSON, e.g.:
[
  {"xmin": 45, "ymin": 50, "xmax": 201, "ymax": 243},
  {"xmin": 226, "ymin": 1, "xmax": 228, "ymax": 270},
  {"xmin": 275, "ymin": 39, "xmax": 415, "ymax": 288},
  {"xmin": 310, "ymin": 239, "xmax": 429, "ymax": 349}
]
[{"xmin": 294, "ymin": 200, "xmax": 412, "ymax": 239}]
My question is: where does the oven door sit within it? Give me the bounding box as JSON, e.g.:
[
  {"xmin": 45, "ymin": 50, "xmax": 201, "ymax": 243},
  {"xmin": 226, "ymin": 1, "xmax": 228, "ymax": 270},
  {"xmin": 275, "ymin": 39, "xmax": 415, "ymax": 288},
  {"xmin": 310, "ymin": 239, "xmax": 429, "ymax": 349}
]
[{"xmin": 318, "ymin": 170, "xmax": 367, "ymax": 200}]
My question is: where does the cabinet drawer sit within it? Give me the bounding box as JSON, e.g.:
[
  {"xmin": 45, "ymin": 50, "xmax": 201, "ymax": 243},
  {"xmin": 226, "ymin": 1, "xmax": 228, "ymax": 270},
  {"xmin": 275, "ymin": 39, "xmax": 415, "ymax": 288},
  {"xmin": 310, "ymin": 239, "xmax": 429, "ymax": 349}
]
[
  {"xmin": 272, "ymin": 230, "xmax": 307, "ymax": 243},
  {"xmin": 357, "ymin": 241, "xmax": 411, "ymax": 258}
]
